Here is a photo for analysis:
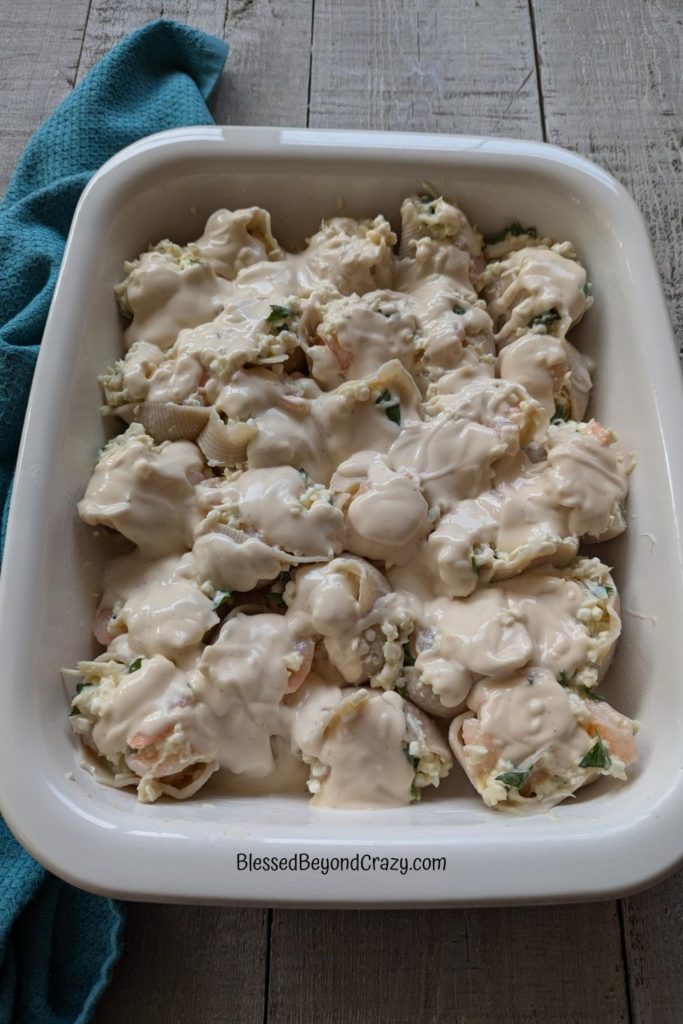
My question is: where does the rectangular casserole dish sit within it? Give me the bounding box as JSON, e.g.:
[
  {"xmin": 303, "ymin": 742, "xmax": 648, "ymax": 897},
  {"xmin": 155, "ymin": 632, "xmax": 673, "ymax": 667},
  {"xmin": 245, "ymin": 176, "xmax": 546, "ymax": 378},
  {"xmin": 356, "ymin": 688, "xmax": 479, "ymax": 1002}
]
[{"xmin": 0, "ymin": 126, "xmax": 681, "ymax": 906}]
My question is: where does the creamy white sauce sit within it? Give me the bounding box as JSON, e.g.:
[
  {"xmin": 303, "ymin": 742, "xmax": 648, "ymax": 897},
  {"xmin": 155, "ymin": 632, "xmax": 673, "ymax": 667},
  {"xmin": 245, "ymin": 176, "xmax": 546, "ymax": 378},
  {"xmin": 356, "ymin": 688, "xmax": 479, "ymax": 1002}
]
[{"xmin": 73, "ymin": 199, "xmax": 636, "ymax": 809}]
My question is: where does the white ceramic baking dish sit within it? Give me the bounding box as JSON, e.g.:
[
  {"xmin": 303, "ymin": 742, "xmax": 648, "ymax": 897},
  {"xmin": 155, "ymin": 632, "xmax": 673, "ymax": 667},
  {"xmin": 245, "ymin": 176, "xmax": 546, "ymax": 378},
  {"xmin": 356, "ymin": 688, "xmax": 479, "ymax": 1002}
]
[{"xmin": 0, "ymin": 127, "xmax": 681, "ymax": 906}]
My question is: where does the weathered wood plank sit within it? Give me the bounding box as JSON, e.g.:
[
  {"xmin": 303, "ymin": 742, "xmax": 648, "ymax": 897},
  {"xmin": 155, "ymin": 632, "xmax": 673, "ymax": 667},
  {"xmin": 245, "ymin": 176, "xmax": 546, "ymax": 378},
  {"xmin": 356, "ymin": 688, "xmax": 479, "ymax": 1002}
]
[
  {"xmin": 95, "ymin": 904, "xmax": 268, "ymax": 1024},
  {"xmin": 531, "ymin": 0, "xmax": 683, "ymax": 351},
  {"xmin": 267, "ymin": 906, "xmax": 631, "ymax": 1024},
  {"xmin": 532, "ymin": 2, "xmax": 682, "ymax": 1019},
  {"xmin": 76, "ymin": 0, "xmax": 227, "ymax": 80},
  {"xmin": 0, "ymin": 0, "xmax": 90, "ymax": 193},
  {"xmin": 213, "ymin": 0, "xmax": 314, "ymax": 127},
  {"xmin": 623, "ymin": 879, "xmax": 683, "ymax": 1024},
  {"xmin": 307, "ymin": 0, "xmax": 542, "ymax": 137},
  {"xmin": 77, "ymin": 0, "xmax": 314, "ymax": 129}
]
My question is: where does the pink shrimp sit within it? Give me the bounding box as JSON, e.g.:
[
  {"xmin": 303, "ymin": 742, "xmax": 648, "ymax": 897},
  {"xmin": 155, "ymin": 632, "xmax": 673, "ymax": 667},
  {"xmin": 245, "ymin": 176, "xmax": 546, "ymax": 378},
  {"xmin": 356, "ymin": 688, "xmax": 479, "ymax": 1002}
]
[
  {"xmin": 587, "ymin": 701, "xmax": 638, "ymax": 767},
  {"xmin": 587, "ymin": 420, "xmax": 613, "ymax": 446},
  {"xmin": 461, "ymin": 717, "xmax": 498, "ymax": 772},
  {"xmin": 128, "ymin": 724, "xmax": 173, "ymax": 753},
  {"xmin": 286, "ymin": 639, "xmax": 315, "ymax": 693}
]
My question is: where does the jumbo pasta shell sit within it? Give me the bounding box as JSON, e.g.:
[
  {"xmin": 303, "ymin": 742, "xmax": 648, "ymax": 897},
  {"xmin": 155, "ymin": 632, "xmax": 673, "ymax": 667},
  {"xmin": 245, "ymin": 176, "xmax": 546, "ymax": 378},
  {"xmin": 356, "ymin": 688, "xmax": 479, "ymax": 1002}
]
[
  {"xmin": 126, "ymin": 402, "xmax": 210, "ymax": 443},
  {"xmin": 197, "ymin": 408, "xmax": 257, "ymax": 467}
]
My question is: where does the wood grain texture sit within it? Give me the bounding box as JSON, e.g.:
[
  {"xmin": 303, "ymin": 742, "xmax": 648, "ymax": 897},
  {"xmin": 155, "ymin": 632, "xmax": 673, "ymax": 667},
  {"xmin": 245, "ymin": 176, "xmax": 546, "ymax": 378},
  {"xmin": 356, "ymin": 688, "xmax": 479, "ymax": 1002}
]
[
  {"xmin": 95, "ymin": 904, "xmax": 268, "ymax": 1024},
  {"xmin": 212, "ymin": 0, "xmax": 314, "ymax": 127},
  {"xmin": 267, "ymin": 906, "xmax": 631, "ymax": 1024},
  {"xmin": 76, "ymin": 0, "xmax": 227, "ymax": 80},
  {"xmin": 78, "ymin": 0, "xmax": 314, "ymax": 127},
  {"xmin": 308, "ymin": 0, "xmax": 542, "ymax": 137},
  {"xmin": 623, "ymin": 878, "xmax": 683, "ymax": 1024},
  {"xmin": 531, "ymin": 0, "xmax": 683, "ymax": 350},
  {"xmin": 0, "ymin": 0, "xmax": 90, "ymax": 193}
]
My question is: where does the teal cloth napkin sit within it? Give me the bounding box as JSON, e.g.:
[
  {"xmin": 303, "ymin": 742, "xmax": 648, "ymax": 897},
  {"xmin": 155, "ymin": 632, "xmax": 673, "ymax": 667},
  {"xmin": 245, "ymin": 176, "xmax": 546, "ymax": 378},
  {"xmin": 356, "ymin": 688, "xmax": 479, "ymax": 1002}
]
[{"xmin": 0, "ymin": 19, "xmax": 228, "ymax": 1023}]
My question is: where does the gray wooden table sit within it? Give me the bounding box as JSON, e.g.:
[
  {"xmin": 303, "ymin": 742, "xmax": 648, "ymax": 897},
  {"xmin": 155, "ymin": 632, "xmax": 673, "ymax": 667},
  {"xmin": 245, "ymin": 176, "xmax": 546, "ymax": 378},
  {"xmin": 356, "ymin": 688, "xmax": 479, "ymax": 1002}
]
[{"xmin": 1, "ymin": 0, "xmax": 681, "ymax": 1020}]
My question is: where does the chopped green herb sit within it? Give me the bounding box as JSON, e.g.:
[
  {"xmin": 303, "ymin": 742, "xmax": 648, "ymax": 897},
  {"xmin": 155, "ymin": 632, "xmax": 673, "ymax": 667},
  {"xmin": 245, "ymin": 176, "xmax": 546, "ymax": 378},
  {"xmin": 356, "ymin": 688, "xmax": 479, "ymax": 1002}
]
[
  {"xmin": 551, "ymin": 403, "xmax": 569, "ymax": 424},
  {"xmin": 485, "ymin": 221, "xmax": 538, "ymax": 245},
  {"xmin": 470, "ymin": 554, "xmax": 478, "ymax": 574},
  {"xmin": 266, "ymin": 304, "xmax": 293, "ymax": 333},
  {"xmin": 212, "ymin": 589, "xmax": 232, "ymax": 611},
  {"xmin": 70, "ymin": 681, "xmax": 92, "ymax": 716},
  {"xmin": 418, "ymin": 195, "xmax": 438, "ymax": 214},
  {"xmin": 404, "ymin": 747, "xmax": 419, "ymax": 771},
  {"xmin": 375, "ymin": 388, "xmax": 401, "ymax": 425},
  {"xmin": 579, "ymin": 736, "xmax": 611, "ymax": 770},
  {"xmin": 127, "ymin": 657, "xmax": 143, "ymax": 674},
  {"xmin": 453, "ymin": 304, "xmax": 466, "ymax": 315},
  {"xmin": 403, "ymin": 745, "xmax": 422, "ymax": 801},
  {"xmin": 402, "ymin": 643, "xmax": 416, "ymax": 667},
  {"xmin": 582, "ymin": 282, "xmax": 593, "ymax": 297},
  {"xmin": 269, "ymin": 571, "xmax": 291, "ymax": 610},
  {"xmin": 267, "ymin": 304, "xmax": 293, "ymax": 322},
  {"xmin": 578, "ymin": 685, "xmax": 606, "ymax": 703},
  {"xmin": 557, "ymin": 671, "xmax": 570, "ymax": 687},
  {"xmin": 496, "ymin": 767, "xmax": 532, "ymax": 790},
  {"xmin": 528, "ymin": 308, "xmax": 561, "ymax": 329}
]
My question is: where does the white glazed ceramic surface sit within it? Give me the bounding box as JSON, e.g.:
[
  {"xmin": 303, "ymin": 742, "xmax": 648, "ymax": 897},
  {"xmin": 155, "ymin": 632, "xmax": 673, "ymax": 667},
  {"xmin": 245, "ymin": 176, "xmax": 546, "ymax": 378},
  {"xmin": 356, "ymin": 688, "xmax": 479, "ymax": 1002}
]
[{"xmin": 0, "ymin": 128, "xmax": 681, "ymax": 906}]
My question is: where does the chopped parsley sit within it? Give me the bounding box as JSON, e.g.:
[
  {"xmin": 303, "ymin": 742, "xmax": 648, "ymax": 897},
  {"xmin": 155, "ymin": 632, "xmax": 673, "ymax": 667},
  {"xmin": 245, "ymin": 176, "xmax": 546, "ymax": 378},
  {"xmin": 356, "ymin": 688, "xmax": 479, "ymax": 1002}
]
[
  {"xmin": 557, "ymin": 670, "xmax": 571, "ymax": 687},
  {"xmin": 266, "ymin": 304, "xmax": 293, "ymax": 333},
  {"xmin": 578, "ymin": 685, "xmax": 606, "ymax": 703},
  {"xmin": 69, "ymin": 682, "xmax": 92, "ymax": 716},
  {"xmin": 403, "ymin": 746, "xmax": 422, "ymax": 801},
  {"xmin": 528, "ymin": 308, "xmax": 561, "ymax": 329},
  {"xmin": 579, "ymin": 736, "xmax": 611, "ymax": 770},
  {"xmin": 212, "ymin": 589, "xmax": 232, "ymax": 611},
  {"xmin": 269, "ymin": 570, "xmax": 292, "ymax": 610},
  {"xmin": 418, "ymin": 194, "xmax": 438, "ymax": 214},
  {"xmin": 551, "ymin": 403, "xmax": 569, "ymax": 424},
  {"xmin": 496, "ymin": 767, "xmax": 532, "ymax": 790},
  {"xmin": 453, "ymin": 304, "xmax": 466, "ymax": 315},
  {"xmin": 127, "ymin": 657, "xmax": 143, "ymax": 674},
  {"xmin": 485, "ymin": 221, "xmax": 538, "ymax": 245},
  {"xmin": 582, "ymin": 282, "xmax": 593, "ymax": 297},
  {"xmin": 375, "ymin": 388, "xmax": 401, "ymax": 426},
  {"xmin": 402, "ymin": 643, "xmax": 416, "ymax": 667},
  {"xmin": 470, "ymin": 554, "xmax": 478, "ymax": 574}
]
